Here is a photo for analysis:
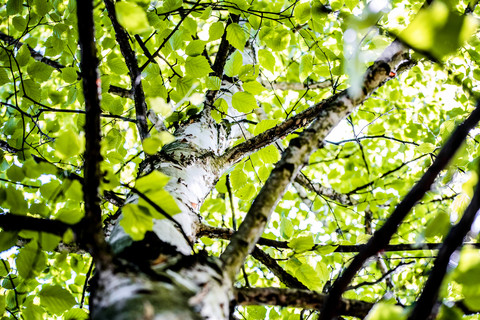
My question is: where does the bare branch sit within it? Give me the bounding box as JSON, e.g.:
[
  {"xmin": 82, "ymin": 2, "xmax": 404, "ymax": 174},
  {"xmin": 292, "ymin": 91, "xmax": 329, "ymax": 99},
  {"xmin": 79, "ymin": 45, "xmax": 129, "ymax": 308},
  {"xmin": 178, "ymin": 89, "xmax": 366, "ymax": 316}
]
[
  {"xmin": 320, "ymin": 99, "xmax": 480, "ymax": 320},
  {"xmin": 234, "ymin": 287, "xmax": 374, "ymax": 318}
]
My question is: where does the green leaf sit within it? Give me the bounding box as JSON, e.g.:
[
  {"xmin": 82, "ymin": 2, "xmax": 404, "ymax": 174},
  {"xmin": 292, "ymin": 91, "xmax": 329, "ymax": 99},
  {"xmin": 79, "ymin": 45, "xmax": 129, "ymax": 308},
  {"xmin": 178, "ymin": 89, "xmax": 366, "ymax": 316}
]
[
  {"xmin": 6, "ymin": 0, "xmax": 23, "ymax": 15},
  {"xmin": 16, "ymin": 45, "xmax": 31, "ymax": 66},
  {"xmin": 243, "ymin": 81, "xmax": 265, "ymax": 95},
  {"xmin": 6, "ymin": 164, "xmax": 24, "ymax": 182},
  {"xmin": 185, "ymin": 56, "xmax": 213, "ymax": 77},
  {"xmin": 138, "ymin": 188, "xmax": 181, "ymax": 216},
  {"xmin": 27, "ymin": 61, "xmax": 54, "ymax": 82},
  {"xmin": 345, "ymin": 0, "xmax": 357, "ymax": 11},
  {"xmin": 288, "ymin": 235, "xmax": 314, "ymax": 252},
  {"xmin": 232, "ymin": 91, "xmax": 257, "ymax": 113},
  {"xmin": 209, "ymin": 21, "xmax": 225, "ymax": 41},
  {"xmin": 474, "ymin": 69, "xmax": 480, "ymax": 81},
  {"xmin": 399, "ymin": 2, "xmax": 478, "ymax": 59},
  {"xmin": 6, "ymin": 187, "xmax": 28, "ymax": 214},
  {"xmin": 185, "ymin": 40, "xmax": 206, "ymax": 56},
  {"xmin": 0, "ymin": 294, "xmax": 4, "ymax": 317},
  {"xmin": 38, "ymin": 233, "xmax": 61, "ymax": 252},
  {"xmin": 0, "ymin": 68, "xmax": 9, "ymax": 86},
  {"xmin": 0, "ymin": 232, "xmax": 18, "ymax": 253},
  {"xmin": 39, "ymin": 285, "xmax": 76, "ymax": 315},
  {"xmin": 224, "ymin": 50, "xmax": 243, "ymax": 77},
  {"xmin": 212, "ymin": 97, "xmax": 228, "ymax": 122},
  {"xmin": 246, "ymin": 306, "xmax": 267, "ymax": 320},
  {"xmin": 294, "ymin": 2, "xmax": 311, "ymax": 24},
  {"xmin": 33, "ymin": 0, "xmax": 50, "ymax": 16},
  {"xmin": 206, "ymin": 76, "xmax": 221, "ymax": 90},
  {"xmin": 56, "ymin": 208, "xmax": 83, "ymax": 224},
  {"xmin": 226, "ymin": 23, "xmax": 248, "ymax": 52},
  {"xmin": 365, "ymin": 302, "xmax": 406, "ymax": 320},
  {"xmin": 142, "ymin": 131, "xmax": 175, "ymax": 155},
  {"xmin": 120, "ymin": 204, "xmax": 154, "ymax": 241},
  {"xmin": 299, "ymin": 54, "xmax": 313, "ymax": 82},
  {"xmin": 64, "ymin": 308, "xmax": 89, "ymax": 320},
  {"xmin": 257, "ymin": 145, "xmax": 280, "ymax": 164},
  {"xmin": 295, "ymin": 263, "xmax": 323, "ymax": 290},
  {"xmin": 258, "ymin": 49, "xmax": 275, "ymax": 73},
  {"xmin": 280, "ymin": 218, "xmax": 294, "ymax": 239},
  {"xmin": 136, "ymin": 171, "xmax": 171, "ymax": 192},
  {"xmin": 236, "ymin": 184, "xmax": 256, "ymax": 200},
  {"xmin": 108, "ymin": 57, "xmax": 129, "ymax": 74},
  {"xmin": 115, "ymin": 1, "xmax": 151, "ymax": 34},
  {"xmin": 315, "ymin": 244, "xmax": 338, "ymax": 254},
  {"xmin": 54, "ymin": 129, "xmax": 83, "ymax": 159},
  {"xmin": 416, "ymin": 143, "xmax": 436, "ymax": 154},
  {"xmin": 12, "ymin": 16, "xmax": 27, "ymax": 32},
  {"xmin": 22, "ymin": 79, "xmax": 42, "ymax": 101},
  {"xmin": 260, "ymin": 26, "xmax": 291, "ymax": 52},
  {"xmin": 254, "ymin": 119, "xmax": 277, "ymax": 135},
  {"xmin": 424, "ymin": 211, "xmax": 451, "ymax": 240},
  {"xmin": 16, "ymin": 242, "xmax": 46, "ymax": 279}
]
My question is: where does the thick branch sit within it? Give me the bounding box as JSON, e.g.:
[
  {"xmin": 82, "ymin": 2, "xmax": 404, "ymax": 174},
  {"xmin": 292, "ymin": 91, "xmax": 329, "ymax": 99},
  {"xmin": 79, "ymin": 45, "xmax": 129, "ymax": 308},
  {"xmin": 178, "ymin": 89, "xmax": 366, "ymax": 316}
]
[
  {"xmin": 408, "ymin": 165, "xmax": 480, "ymax": 320},
  {"xmin": 77, "ymin": 0, "xmax": 111, "ymax": 266},
  {"xmin": 252, "ymin": 247, "xmax": 308, "ymax": 290},
  {"xmin": 320, "ymin": 100, "xmax": 480, "ymax": 320},
  {"xmin": 234, "ymin": 287, "xmax": 374, "ymax": 318},
  {"xmin": 104, "ymin": 0, "xmax": 149, "ymax": 140},
  {"xmin": 0, "ymin": 214, "xmax": 73, "ymax": 236},
  {"xmin": 220, "ymin": 40, "xmax": 409, "ymax": 281}
]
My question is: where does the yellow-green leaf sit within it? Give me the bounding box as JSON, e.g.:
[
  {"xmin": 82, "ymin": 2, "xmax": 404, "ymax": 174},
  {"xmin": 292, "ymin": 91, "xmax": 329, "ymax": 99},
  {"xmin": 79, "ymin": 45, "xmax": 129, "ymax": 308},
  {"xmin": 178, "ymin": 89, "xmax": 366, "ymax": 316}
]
[{"xmin": 115, "ymin": 1, "xmax": 151, "ymax": 34}]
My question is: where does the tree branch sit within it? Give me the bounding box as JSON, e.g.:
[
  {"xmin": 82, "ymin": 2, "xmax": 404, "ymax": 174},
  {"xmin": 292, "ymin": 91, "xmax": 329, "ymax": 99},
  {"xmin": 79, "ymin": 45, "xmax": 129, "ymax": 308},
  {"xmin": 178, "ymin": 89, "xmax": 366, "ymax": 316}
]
[
  {"xmin": 234, "ymin": 287, "xmax": 374, "ymax": 318},
  {"xmin": 295, "ymin": 173, "xmax": 357, "ymax": 206},
  {"xmin": 220, "ymin": 42, "xmax": 411, "ymax": 167},
  {"xmin": 104, "ymin": 0, "xmax": 149, "ymax": 140},
  {"xmin": 408, "ymin": 164, "xmax": 480, "ymax": 320},
  {"xmin": 0, "ymin": 214, "xmax": 73, "ymax": 236},
  {"xmin": 251, "ymin": 247, "xmax": 308, "ymax": 290},
  {"xmin": 260, "ymin": 79, "xmax": 332, "ymax": 91},
  {"xmin": 198, "ymin": 224, "xmax": 480, "ymax": 252},
  {"xmin": 0, "ymin": 31, "xmax": 64, "ymax": 70},
  {"xmin": 320, "ymin": 99, "xmax": 480, "ymax": 320},
  {"xmin": 76, "ymin": 0, "xmax": 112, "ymax": 266},
  {"xmin": 139, "ymin": 0, "xmax": 202, "ymax": 72},
  {"xmin": 325, "ymin": 134, "xmax": 419, "ymax": 146},
  {"xmin": 220, "ymin": 40, "xmax": 410, "ymax": 281}
]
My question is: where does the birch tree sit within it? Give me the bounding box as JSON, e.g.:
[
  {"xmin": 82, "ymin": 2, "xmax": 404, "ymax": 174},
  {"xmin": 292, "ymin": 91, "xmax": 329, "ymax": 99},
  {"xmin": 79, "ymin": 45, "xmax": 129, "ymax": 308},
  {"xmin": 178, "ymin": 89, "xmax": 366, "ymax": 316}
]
[{"xmin": 1, "ymin": 0, "xmax": 480, "ymax": 319}]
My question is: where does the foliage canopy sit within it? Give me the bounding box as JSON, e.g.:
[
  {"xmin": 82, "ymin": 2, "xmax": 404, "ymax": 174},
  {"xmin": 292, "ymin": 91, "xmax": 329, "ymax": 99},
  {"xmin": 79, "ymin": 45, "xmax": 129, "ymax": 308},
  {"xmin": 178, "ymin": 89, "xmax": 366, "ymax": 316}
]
[{"xmin": 1, "ymin": 0, "xmax": 480, "ymax": 319}]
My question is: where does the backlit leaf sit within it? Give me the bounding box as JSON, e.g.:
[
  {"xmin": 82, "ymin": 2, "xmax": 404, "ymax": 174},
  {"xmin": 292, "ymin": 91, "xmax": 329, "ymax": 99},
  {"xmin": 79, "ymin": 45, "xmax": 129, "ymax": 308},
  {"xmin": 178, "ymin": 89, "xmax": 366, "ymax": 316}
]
[{"xmin": 115, "ymin": 1, "xmax": 151, "ymax": 34}]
